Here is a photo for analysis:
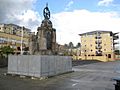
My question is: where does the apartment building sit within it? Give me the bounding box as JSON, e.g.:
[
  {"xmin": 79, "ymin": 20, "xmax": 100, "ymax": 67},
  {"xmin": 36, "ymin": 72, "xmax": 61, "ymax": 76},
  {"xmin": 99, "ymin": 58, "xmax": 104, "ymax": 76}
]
[
  {"xmin": 79, "ymin": 30, "xmax": 119, "ymax": 62},
  {"xmin": 0, "ymin": 23, "xmax": 34, "ymax": 54}
]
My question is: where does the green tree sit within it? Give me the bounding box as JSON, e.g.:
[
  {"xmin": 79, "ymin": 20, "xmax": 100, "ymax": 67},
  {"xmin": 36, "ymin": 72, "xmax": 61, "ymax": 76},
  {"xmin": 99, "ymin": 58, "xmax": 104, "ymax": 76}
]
[
  {"xmin": 114, "ymin": 50, "xmax": 120, "ymax": 55},
  {"xmin": 0, "ymin": 46, "xmax": 14, "ymax": 57},
  {"xmin": 76, "ymin": 43, "xmax": 81, "ymax": 48},
  {"xmin": 68, "ymin": 42, "xmax": 74, "ymax": 48}
]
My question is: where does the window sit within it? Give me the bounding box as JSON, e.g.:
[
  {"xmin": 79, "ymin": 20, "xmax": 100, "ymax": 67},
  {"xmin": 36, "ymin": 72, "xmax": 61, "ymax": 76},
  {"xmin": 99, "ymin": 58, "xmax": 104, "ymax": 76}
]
[
  {"xmin": 108, "ymin": 54, "xmax": 111, "ymax": 58},
  {"xmin": 104, "ymin": 33, "xmax": 109, "ymax": 36},
  {"xmin": 13, "ymin": 30, "xmax": 16, "ymax": 35},
  {"xmin": 89, "ymin": 35, "xmax": 92, "ymax": 37},
  {"xmin": 104, "ymin": 49, "xmax": 106, "ymax": 51},
  {"xmin": 90, "ymin": 44, "xmax": 92, "ymax": 46},
  {"xmin": 17, "ymin": 47, "xmax": 21, "ymax": 50},
  {"xmin": 91, "ymin": 50, "xmax": 93, "ymax": 52}
]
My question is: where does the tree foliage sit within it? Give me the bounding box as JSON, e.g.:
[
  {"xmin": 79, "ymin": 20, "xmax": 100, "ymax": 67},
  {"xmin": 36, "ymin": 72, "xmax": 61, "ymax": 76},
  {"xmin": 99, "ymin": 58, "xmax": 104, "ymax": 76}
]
[
  {"xmin": 68, "ymin": 42, "xmax": 74, "ymax": 48},
  {"xmin": 76, "ymin": 43, "xmax": 81, "ymax": 48},
  {"xmin": 64, "ymin": 44, "xmax": 68, "ymax": 49},
  {"xmin": 114, "ymin": 50, "xmax": 120, "ymax": 55},
  {"xmin": 0, "ymin": 46, "xmax": 14, "ymax": 55}
]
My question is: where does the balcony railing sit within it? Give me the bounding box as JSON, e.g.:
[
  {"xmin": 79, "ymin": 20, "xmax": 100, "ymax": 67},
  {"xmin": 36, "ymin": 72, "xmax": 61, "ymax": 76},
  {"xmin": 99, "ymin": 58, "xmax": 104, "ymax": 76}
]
[
  {"xmin": 113, "ymin": 32, "xmax": 119, "ymax": 35},
  {"xmin": 113, "ymin": 35, "xmax": 119, "ymax": 40},
  {"xmin": 95, "ymin": 40, "xmax": 102, "ymax": 44},
  {"xmin": 95, "ymin": 35, "xmax": 101, "ymax": 39},
  {"xmin": 113, "ymin": 42, "xmax": 119, "ymax": 45},
  {"xmin": 96, "ymin": 50, "xmax": 102, "ymax": 56},
  {"xmin": 96, "ymin": 45, "xmax": 102, "ymax": 49}
]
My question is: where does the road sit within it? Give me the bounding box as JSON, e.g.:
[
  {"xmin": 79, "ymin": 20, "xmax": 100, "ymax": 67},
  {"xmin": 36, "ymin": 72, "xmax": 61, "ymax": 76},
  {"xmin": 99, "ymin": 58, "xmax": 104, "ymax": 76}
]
[{"xmin": 0, "ymin": 60, "xmax": 120, "ymax": 90}]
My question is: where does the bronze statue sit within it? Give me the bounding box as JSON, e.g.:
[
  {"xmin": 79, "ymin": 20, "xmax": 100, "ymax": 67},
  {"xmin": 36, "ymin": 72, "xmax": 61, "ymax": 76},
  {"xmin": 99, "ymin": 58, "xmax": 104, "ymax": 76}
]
[{"xmin": 43, "ymin": 3, "xmax": 50, "ymax": 19}]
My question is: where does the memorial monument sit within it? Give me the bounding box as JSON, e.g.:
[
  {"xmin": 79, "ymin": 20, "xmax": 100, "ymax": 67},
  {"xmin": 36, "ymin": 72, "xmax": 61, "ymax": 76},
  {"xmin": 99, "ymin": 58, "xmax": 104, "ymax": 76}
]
[
  {"xmin": 8, "ymin": 4, "xmax": 72, "ymax": 78},
  {"xmin": 29, "ymin": 3, "xmax": 56, "ymax": 55}
]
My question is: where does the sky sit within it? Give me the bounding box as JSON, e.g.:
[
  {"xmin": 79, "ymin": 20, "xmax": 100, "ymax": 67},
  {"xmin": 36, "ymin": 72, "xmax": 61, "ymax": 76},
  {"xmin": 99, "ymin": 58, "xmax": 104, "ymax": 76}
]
[{"xmin": 0, "ymin": 0, "xmax": 120, "ymax": 46}]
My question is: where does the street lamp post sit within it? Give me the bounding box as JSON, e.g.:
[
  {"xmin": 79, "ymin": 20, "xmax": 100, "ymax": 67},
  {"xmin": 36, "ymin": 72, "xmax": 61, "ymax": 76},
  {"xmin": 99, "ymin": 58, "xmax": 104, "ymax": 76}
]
[{"xmin": 21, "ymin": 26, "xmax": 24, "ymax": 55}]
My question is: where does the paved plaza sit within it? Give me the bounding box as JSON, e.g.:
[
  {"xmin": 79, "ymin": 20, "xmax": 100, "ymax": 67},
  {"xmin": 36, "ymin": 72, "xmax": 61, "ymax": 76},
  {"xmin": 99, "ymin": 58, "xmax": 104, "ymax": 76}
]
[{"xmin": 0, "ymin": 60, "xmax": 120, "ymax": 90}]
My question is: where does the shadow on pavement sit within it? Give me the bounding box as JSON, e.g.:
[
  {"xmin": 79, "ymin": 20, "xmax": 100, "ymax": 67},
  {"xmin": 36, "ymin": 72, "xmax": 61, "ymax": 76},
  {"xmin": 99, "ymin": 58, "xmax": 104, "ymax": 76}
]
[{"xmin": 72, "ymin": 60, "xmax": 102, "ymax": 66}]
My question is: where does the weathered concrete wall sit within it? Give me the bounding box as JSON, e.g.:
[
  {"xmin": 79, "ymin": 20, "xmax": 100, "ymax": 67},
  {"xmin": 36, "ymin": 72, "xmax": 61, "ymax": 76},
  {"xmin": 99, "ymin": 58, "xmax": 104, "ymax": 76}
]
[{"xmin": 8, "ymin": 55, "xmax": 72, "ymax": 77}]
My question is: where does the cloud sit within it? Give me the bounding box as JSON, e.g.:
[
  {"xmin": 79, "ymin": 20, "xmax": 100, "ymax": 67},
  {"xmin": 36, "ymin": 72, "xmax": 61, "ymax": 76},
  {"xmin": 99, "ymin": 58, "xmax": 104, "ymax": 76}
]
[
  {"xmin": 0, "ymin": 0, "xmax": 40, "ymax": 31},
  {"xmin": 98, "ymin": 0, "xmax": 114, "ymax": 6},
  {"xmin": 0, "ymin": 0, "xmax": 120, "ymax": 46},
  {"xmin": 15, "ymin": 10, "xmax": 41, "ymax": 31},
  {"xmin": 52, "ymin": 10, "xmax": 120, "ymax": 45},
  {"xmin": 65, "ymin": 1, "xmax": 74, "ymax": 11}
]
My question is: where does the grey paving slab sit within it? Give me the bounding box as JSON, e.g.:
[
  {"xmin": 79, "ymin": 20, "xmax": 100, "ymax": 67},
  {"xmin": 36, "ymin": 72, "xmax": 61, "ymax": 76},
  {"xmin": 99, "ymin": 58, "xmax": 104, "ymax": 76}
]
[
  {"xmin": 8, "ymin": 55, "xmax": 17, "ymax": 74},
  {"xmin": 48, "ymin": 56, "xmax": 55, "ymax": 76},
  {"xmin": 40, "ymin": 55, "xmax": 49, "ymax": 76},
  {"xmin": 17, "ymin": 55, "xmax": 28, "ymax": 75},
  {"xmin": 28, "ymin": 55, "xmax": 41, "ymax": 77}
]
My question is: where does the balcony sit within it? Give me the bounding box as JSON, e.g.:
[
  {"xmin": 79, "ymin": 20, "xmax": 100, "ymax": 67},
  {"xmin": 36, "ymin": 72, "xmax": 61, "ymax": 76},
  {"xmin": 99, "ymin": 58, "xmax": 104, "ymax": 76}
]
[
  {"xmin": 113, "ymin": 42, "xmax": 119, "ymax": 45},
  {"xmin": 95, "ymin": 35, "xmax": 101, "ymax": 39},
  {"xmin": 96, "ymin": 50, "xmax": 102, "ymax": 56},
  {"xmin": 113, "ymin": 32, "xmax": 119, "ymax": 36},
  {"xmin": 113, "ymin": 35, "xmax": 119, "ymax": 40},
  {"xmin": 96, "ymin": 45, "xmax": 102, "ymax": 49},
  {"xmin": 95, "ymin": 40, "xmax": 102, "ymax": 44}
]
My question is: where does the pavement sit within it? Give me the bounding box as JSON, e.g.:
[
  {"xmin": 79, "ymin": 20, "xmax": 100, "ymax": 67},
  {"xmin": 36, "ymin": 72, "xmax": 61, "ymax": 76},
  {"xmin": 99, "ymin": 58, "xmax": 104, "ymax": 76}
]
[
  {"xmin": 72, "ymin": 60, "xmax": 101, "ymax": 66},
  {"xmin": 0, "ymin": 60, "xmax": 120, "ymax": 90}
]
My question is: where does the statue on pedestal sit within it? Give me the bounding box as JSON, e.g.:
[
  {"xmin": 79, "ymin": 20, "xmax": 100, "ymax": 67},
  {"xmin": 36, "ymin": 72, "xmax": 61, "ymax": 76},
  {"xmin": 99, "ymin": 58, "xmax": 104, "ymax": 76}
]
[{"xmin": 29, "ymin": 3, "xmax": 56, "ymax": 55}]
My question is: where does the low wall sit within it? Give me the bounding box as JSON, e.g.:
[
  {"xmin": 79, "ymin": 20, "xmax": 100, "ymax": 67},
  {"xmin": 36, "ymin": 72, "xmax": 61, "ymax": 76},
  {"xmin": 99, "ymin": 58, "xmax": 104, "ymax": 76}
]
[
  {"xmin": 81, "ymin": 55, "xmax": 114, "ymax": 62},
  {"xmin": 0, "ymin": 57, "xmax": 8, "ymax": 67},
  {"xmin": 8, "ymin": 55, "xmax": 72, "ymax": 77},
  {"xmin": 86, "ymin": 56, "xmax": 107, "ymax": 62},
  {"xmin": 115, "ymin": 55, "xmax": 120, "ymax": 60}
]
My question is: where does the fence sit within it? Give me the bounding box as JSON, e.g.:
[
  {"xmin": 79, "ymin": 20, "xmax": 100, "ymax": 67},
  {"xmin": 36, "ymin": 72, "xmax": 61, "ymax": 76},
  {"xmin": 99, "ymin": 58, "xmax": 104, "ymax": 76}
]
[{"xmin": 8, "ymin": 55, "xmax": 72, "ymax": 77}]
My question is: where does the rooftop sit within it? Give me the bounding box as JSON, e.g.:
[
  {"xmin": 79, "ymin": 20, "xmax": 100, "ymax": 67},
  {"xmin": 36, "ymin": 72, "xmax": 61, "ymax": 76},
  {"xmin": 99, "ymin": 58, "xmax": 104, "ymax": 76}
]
[{"xmin": 79, "ymin": 30, "xmax": 112, "ymax": 36}]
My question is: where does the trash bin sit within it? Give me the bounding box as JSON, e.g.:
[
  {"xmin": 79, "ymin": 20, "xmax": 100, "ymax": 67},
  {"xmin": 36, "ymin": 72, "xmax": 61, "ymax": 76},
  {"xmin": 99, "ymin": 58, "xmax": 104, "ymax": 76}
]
[
  {"xmin": 115, "ymin": 84, "xmax": 120, "ymax": 90},
  {"xmin": 113, "ymin": 77, "xmax": 120, "ymax": 90}
]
